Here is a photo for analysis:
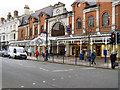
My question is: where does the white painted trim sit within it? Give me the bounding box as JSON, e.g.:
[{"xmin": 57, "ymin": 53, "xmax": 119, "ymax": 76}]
[{"xmin": 72, "ymin": 13, "xmax": 74, "ymax": 34}]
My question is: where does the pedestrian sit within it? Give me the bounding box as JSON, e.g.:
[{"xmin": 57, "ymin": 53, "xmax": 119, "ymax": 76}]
[
  {"xmin": 35, "ymin": 50, "xmax": 39, "ymax": 60},
  {"xmin": 110, "ymin": 51, "xmax": 117, "ymax": 69},
  {"xmin": 91, "ymin": 50, "xmax": 96, "ymax": 65}
]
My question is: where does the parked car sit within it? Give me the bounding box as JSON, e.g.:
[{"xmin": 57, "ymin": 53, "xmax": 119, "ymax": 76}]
[
  {"xmin": 0, "ymin": 50, "xmax": 9, "ymax": 57},
  {"xmin": 8, "ymin": 47, "xmax": 27, "ymax": 59}
]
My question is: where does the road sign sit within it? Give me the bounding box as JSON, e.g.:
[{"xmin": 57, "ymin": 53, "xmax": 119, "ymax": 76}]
[
  {"xmin": 36, "ymin": 38, "xmax": 43, "ymax": 44},
  {"xmin": 67, "ymin": 27, "xmax": 70, "ymax": 33}
]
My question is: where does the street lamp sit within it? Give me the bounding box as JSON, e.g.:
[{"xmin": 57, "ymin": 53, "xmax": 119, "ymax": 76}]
[{"xmin": 41, "ymin": 20, "xmax": 48, "ymax": 61}]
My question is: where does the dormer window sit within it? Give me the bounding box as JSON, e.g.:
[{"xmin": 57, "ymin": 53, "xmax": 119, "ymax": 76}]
[{"xmin": 77, "ymin": 3, "xmax": 81, "ymax": 7}]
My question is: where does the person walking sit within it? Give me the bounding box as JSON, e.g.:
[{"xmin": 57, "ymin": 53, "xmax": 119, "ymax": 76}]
[
  {"xmin": 91, "ymin": 50, "xmax": 96, "ymax": 65},
  {"xmin": 110, "ymin": 51, "xmax": 117, "ymax": 69},
  {"xmin": 35, "ymin": 50, "xmax": 39, "ymax": 60}
]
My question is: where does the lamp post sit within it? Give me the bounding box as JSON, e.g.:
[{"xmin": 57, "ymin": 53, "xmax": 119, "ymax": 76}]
[{"xmin": 41, "ymin": 19, "xmax": 48, "ymax": 61}]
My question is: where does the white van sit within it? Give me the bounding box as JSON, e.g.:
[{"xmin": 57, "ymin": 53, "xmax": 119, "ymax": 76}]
[{"xmin": 8, "ymin": 47, "xmax": 27, "ymax": 59}]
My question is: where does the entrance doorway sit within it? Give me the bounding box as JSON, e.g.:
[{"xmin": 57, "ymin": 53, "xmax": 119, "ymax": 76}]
[{"xmin": 96, "ymin": 46, "xmax": 101, "ymax": 56}]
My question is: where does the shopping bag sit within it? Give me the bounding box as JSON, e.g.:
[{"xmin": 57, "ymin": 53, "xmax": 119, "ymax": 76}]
[{"xmin": 35, "ymin": 54, "xmax": 36, "ymax": 57}]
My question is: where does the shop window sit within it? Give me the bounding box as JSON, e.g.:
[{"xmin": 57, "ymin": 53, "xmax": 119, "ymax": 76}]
[
  {"xmin": 72, "ymin": 46, "xmax": 75, "ymax": 55},
  {"xmin": 77, "ymin": 18, "xmax": 82, "ymax": 29},
  {"xmin": 88, "ymin": 16, "xmax": 94, "ymax": 28},
  {"xmin": 102, "ymin": 12, "xmax": 109, "ymax": 26}
]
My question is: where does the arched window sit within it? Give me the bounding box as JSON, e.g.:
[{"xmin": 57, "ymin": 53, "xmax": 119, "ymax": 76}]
[
  {"xmin": 88, "ymin": 16, "xmax": 94, "ymax": 28},
  {"xmin": 21, "ymin": 30, "xmax": 24, "ymax": 38},
  {"xmin": 102, "ymin": 13, "xmax": 109, "ymax": 26},
  {"xmin": 41, "ymin": 25, "xmax": 44, "ymax": 32},
  {"xmin": 35, "ymin": 27, "xmax": 38, "ymax": 35},
  {"xmin": 77, "ymin": 18, "xmax": 82, "ymax": 29},
  {"xmin": 30, "ymin": 28, "xmax": 32, "ymax": 36},
  {"xmin": 52, "ymin": 22, "xmax": 65, "ymax": 36}
]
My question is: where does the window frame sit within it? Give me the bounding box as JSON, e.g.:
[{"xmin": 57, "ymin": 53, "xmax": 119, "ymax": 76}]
[
  {"xmin": 21, "ymin": 30, "xmax": 24, "ymax": 38},
  {"xmin": 76, "ymin": 18, "xmax": 82, "ymax": 29},
  {"xmin": 35, "ymin": 27, "xmax": 38, "ymax": 35},
  {"xmin": 30, "ymin": 28, "xmax": 33, "ymax": 36},
  {"xmin": 102, "ymin": 12, "xmax": 109, "ymax": 27},
  {"xmin": 88, "ymin": 15, "xmax": 94, "ymax": 28}
]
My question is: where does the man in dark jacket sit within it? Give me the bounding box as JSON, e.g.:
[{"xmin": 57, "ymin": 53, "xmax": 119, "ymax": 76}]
[
  {"xmin": 110, "ymin": 51, "xmax": 117, "ymax": 69},
  {"xmin": 91, "ymin": 50, "xmax": 96, "ymax": 65}
]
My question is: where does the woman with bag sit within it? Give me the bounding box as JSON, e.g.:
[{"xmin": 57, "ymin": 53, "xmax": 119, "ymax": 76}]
[{"xmin": 35, "ymin": 50, "xmax": 39, "ymax": 60}]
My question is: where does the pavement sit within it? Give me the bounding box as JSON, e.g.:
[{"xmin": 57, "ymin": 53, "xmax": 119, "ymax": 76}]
[{"xmin": 27, "ymin": 55, "xmax": 119, "ymax": 70}]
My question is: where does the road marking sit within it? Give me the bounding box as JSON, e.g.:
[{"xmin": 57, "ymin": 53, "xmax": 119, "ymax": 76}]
[
  {"xmin": 21, "ymin": 86, "xmax": 24, "ymax": 88},
  {"xmin": 40, "ymin": 68, "xmax": 49, "ymax": 71},
  {"xmin": 52, "ymin": 79, "xmax": 55, "ymax": 81},
  {"xmin": 43, "ymin": 81, "xmax": 46, "ymax": 83},
  {"xmin": 33, "ymin": 83, "xmax": 36, "ymax": 85},
  {"xmin": 82, "ymin": 67, "xmax": 96, "ymax": 70},
  {"xmin": 52, "ymin": 69, "xmax": 74, "ymax": 72}
]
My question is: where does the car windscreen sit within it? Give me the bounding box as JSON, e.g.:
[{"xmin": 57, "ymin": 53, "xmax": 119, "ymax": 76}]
[{"xmin": 17, "ymin": 49, "xmax": 24, "ymax": 53}]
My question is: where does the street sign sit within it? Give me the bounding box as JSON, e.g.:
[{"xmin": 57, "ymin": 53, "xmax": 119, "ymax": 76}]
[
  {"xmin": 67, "ymin": 27, "xmax": 70, "ymax": 33},
  {"xmin": 36, "ymin": 38, "xmax": 43, "ymax": 44}
]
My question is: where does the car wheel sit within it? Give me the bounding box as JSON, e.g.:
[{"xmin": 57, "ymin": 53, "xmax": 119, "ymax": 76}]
[{"xmin": 14, "ymin": 55, "xmax": 16, "ymax": 59}]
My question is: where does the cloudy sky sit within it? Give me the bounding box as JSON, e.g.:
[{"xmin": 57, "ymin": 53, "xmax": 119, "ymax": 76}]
[
  {"xmin": 0, "ymin": 0, "xmax": 115, "ymax": 19},
  {"xmin": 0, "ymin": 0, "xmax": 76, "ymax": 18}
]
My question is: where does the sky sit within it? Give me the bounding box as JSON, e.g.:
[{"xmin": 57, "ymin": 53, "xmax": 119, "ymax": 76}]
[
  {"xmin": 0, "ymin": 0, "xmax": 116, "ymax": 19},
  {"xmin": 0, "ymin": 0, "xmax": 76, "ymax": 19}
]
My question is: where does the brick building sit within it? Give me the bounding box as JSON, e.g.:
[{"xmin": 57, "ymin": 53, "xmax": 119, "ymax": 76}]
[{"xmin": 16, "ymin": 0, "xmax": 120, "ymax": 59}]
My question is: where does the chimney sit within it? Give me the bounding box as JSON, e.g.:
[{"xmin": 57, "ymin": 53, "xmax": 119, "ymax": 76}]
[
  {"xmin": 24, "ymin": 5, "xmax": 30, "ymax": 15},
  {"xmin": 7, "ymin": 12, "xmax": 11, "ymax": 20},
  {"xmin": 1, "ymin": 17, "xmax": 5, "ymax": 22},
  {"xmin": 14, "ymin": 10, "xmax": 18, "ymax": 17}
]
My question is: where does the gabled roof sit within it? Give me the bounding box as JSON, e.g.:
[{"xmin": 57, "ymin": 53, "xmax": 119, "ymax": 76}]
[
  {"xmin": 33, "ymin": 6, "xmax": 53, "ymax": 19},
  {"xmin": 19, "ymin": 6, "xmax": 53, "ymax": 27}
]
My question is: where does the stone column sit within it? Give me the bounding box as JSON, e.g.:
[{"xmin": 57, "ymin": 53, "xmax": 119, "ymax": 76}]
[
  {"xmin": 112, "ymin": 4, "xmax": 115, "ymax": 30},
  {"xmin": 65, "ymin": 42, "xmax": 69, "ymax": 56},
  {"xmin": 72, "ymin": 13, "xmax": 74, "ymax": 34},
  {"xmin": 80, "ymin": 40, "xmax": 82, "ymax": 53},
  {"xmin": 96, "ymin": 6, "xmax": 99, "ymax": 32},
  {"xmin": 90, "ymin": 38, "xmax": 93, "ymax": 53},
  {"xmin": 83, "ymin": 12, "xmax": 86, "ymax": 33}
]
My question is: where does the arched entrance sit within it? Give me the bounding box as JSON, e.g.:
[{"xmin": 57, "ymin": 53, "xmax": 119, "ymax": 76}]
[{"xmin": 51, "ymin": 22, "xmax": 65, "ymax": 37}]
